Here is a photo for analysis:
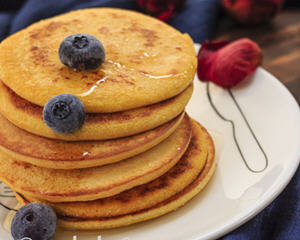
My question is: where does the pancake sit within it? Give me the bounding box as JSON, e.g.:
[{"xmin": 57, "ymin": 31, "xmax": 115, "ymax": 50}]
[
  {"xmin": 15, "ymin": 120, "xmax": 216, "ymax": 230},
  {"xmin": 0, "ymin": 112, "xmax": 184, "ymax": 169},
  {"xmin": 0, "ymin": 8, "xmax": 197, "ymax": 113},
  {"xmin": 0, "ymin": 82, "xmax": 193, "ymax": 141},
  {"xmin": 16, "ymin": 119, "xmax": 213, "ymax": 220},
  {"xmin": 0, "ymin": 115, "xmax": 192, "ymax": 202}
]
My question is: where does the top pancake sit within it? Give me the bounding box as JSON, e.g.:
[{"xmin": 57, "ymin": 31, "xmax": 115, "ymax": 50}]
[{"xmin": 0, "ymin": 8, "xmax": 197, "ymax": 113}]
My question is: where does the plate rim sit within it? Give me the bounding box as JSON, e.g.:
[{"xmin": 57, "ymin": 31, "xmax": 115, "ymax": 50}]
[{"xmin": 192, "ymin": 67, "xmax": 300, "ymax": 240}]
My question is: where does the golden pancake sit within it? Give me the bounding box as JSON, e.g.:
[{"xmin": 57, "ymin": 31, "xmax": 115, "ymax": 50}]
[
  {"xmin": 0, "ymin": 8, "xmax": 197, "ymax": 113},
  {"xmin": 15, "ymin": 120, "xmax": 216, "ymax": 230},
  {"xmin": 0, "ymin": 112, "xmax": 184, "ymax": 169},
  {"xmin": 0, "ymin": 82, "xmax": 192, "ymax": 141},
  {"xmin": 0, "ymin": 115, "xmax": 191, "ymax": 202},
  {"xmin": 17, "ymin": 119, "xmax": 213, "ymax": 220}
]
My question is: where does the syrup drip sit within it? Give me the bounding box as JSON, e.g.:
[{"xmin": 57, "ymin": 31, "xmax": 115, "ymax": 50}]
[
  {"xmin": 78, "ymin": 77, "xmax": 107, "ymax": 97},
  {"xmin": 106, "ymin": 59, "xmax": 187, "ymax": 79},
  {"xmin": 82, "ymin": 152, "xmax": 89, "ymax": 157}
]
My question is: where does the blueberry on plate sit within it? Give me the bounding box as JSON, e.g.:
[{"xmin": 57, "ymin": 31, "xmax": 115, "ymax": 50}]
[
  {"xmin": 59, "ymin": 33, "xmax": 105, "ymax": 71},
  {"xmin": 11, "ymin": 203, "xmax": 57, "ymax": 240},
  {"xmin": 43, "ymin": 94, "xmax": 85, "ymax": 134}
]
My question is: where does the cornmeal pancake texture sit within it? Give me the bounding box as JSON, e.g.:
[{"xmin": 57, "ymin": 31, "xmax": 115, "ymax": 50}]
[
  {"xmin": 0, "ymin": 115, "xmax": 192, "ymax": 202},
  {"xmin": 16, "ymin": 119, "xmax": 216, "ymax": 230},
  {"xmin": 0, "ymin": 8, "xmax": 197, "ymax": 113},
  {"xmin": 0, "ymin": 82, "xmax": 193, "ymax": 141},
  {"xmin": 0, "ymin": 112, "xmax": 184, "ymax": 169},
  {"xmin": 18, "ymin": 119, "xmax": 212, "ymax": 218}
]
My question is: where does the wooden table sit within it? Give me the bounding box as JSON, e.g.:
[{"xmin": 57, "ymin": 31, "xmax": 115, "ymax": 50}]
[{"xmin": 214, "ymin": 9, "xmax": 300, "ymax": 105}]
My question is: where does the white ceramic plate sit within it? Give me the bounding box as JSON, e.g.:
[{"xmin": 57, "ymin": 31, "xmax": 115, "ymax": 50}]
[{"xmin": 1, "ymin": 44, "xmax": 300, "ymax": 240}]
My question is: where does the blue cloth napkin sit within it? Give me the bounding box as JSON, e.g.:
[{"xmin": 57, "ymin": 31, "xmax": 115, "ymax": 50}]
[
  {"xmin": 0, "ymin": 0, "xmax": 299, "ymax": 239},
  {"xmin": 220, "ymin": 169, "xmax": 300, "ymax": 240},
  {"xmin": 0, "ymin": 0, "xmax": 220, "ymax": 43}
]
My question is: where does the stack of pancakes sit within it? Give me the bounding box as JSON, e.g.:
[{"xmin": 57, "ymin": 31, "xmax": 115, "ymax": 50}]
[{"xmin": 0, "ymin": 8, "xmax": 216, "ymax": 230}]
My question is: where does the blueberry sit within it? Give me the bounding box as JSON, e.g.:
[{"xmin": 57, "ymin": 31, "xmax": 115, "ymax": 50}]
[
  {"xmin": 43, "ymin": 94, "xmax": 85, "ymax": 134},
  {"xmin": 11, "ymin": 203, "xmax": 57, "ymax": 240},
  {"xmin": 59, "ymin": 33, "xmax": 105, "ymax": 71}
]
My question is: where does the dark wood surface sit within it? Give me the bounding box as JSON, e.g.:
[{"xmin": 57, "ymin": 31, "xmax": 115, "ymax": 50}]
[{"xmin": 214, "ymin": 9, "xmax": 300, "ymax": 105}]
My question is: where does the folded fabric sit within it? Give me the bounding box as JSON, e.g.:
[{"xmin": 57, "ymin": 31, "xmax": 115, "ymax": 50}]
[{"xmin": 0, "ymin": 0, "xmax": 220, "ymax": 43}]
